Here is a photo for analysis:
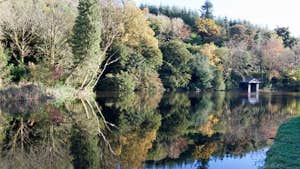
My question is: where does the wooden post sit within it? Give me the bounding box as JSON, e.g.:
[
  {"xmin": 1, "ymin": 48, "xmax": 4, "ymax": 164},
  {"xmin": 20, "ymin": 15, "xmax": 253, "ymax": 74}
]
[
  {"xmin": 248, "ymin": 84, "xmax": 251, "ymax": 93},
  {"xmin": 256, "ymin": 83, "xmax": 259, "ymax": 92}
]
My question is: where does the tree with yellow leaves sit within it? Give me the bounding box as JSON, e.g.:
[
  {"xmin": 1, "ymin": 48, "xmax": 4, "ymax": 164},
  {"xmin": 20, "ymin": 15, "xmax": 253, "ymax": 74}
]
[{"xmin": 195, "ymin": 18, "xmax": 221, "ymax": 43}]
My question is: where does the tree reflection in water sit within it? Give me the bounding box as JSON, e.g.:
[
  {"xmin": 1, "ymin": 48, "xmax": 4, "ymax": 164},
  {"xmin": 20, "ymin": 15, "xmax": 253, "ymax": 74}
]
[{"xmin": 0, "ymin": 91, "xmax": 299, "ymax": 169}]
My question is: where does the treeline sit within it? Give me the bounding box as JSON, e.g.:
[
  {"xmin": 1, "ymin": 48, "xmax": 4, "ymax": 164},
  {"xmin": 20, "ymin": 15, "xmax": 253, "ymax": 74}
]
[
  {"xmin": 0, "ymin": 0, "xmax": 300, "ymax": 93},
  {"xmin": 141, "ymin": 2, "xmax": 300, "ymax": 91}
]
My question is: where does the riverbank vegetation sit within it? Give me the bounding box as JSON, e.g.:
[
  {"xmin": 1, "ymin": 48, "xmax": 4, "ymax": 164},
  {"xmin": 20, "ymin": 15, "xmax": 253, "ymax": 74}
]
[{"xmin": 0, "ymin": 0, "xmax": 300, "ymax": 97}]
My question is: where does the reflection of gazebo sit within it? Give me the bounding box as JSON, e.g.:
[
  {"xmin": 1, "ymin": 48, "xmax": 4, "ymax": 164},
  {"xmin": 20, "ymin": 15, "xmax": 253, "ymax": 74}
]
[{"xmin": 239, "ymin": 78, "xmax": 260, "ymax": 93}]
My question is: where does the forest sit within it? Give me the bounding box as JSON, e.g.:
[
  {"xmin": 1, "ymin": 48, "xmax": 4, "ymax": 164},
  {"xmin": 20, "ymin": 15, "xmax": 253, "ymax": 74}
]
[{"xmin": 0, "ymin": 0, "xmax": 300, "ymax": 97}]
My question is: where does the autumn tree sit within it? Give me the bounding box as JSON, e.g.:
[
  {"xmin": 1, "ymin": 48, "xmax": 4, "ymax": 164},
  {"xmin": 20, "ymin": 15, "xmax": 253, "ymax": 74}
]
[
  {"xmin": 99, "ymin": 4, "xmax": 163, "ymax": 92},
  {"xmin": 223, "ymin": 42, "xmax": 256, "ymax": 83},
  {"xmin": 195, "ymin": 18, "xmax": 221, "ymax": 43},
  {"xmin": 42, "ymin": 0, "xmax": 76, "ymax": 66},
  {"xmin": 147, "ymin": 14, "xmax": 190, "ymax": 41},
  {"xmin": 0, "ymin": 0, "xmax": 44, "ymax": 64},
  {"xmin": 229, "ymin": 24, "xmax": 248, "ymax": 42},
  {"xmin": 261, "ymin": 35, "xmax": 285, "ymax": 80}
]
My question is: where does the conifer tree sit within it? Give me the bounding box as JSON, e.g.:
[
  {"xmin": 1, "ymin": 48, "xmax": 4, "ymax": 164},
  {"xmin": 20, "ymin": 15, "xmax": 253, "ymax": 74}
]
[
  {"xmin": 68, "ymin": 0, "xmax": 102, "ymax": 89},
  {"xmin": 201, "ymin": 1, "xmax": 214, "ymax": 19}
]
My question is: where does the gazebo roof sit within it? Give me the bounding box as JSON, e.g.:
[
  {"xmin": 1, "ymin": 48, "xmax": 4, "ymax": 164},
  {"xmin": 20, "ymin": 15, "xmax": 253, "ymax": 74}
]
[{"xmin": 240, "ymin": 78, "xmax": 261, "ymax": 84}]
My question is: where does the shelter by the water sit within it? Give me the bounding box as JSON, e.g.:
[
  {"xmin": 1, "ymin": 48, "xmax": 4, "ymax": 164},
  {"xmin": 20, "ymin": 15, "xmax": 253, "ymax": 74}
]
[{"xmin": 239, "ymin": 78, "xmax": 260, "ymax": 93}]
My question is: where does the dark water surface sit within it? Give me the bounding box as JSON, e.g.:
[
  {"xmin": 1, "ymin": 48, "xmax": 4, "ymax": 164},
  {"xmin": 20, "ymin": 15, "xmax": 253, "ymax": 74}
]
[{"xmin": 0, "ymin": 91, "xmax": 299, "ymax": 169}]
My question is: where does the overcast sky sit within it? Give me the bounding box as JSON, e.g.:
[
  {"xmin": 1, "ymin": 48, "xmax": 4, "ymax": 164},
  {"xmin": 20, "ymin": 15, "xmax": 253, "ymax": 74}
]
[{"xmin": 135, "ymin": 0, "xmax": 300, "ymax": 37}]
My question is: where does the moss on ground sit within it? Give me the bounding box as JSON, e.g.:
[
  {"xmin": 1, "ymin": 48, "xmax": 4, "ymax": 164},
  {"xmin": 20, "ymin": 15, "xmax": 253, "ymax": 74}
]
[{"xmin": 265, "ymin": 117, "xmax": 300, "ymax": 169}]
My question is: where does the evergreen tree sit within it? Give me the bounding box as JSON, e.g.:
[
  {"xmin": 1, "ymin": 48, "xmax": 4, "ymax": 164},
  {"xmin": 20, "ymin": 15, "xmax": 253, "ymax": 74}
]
[
  {"xmin": 201, "ymin": 1, "xmax": 214, "ymax": 19},
  {"xmin": 68, "ymin": 0, "xmax": 102, "ymax": 88},
  {"xmin": 275, "ymin": 27, "xmax": 298, "ymax": 48},
  {"xmin": 72, "ymin": 0, "xmax": 101, "ymax": 64}
]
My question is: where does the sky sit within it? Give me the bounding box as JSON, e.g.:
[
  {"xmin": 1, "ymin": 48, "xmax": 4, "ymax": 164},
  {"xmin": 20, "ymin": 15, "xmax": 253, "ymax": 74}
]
[{"xmin": 135, "ymin": 0, "xmax": 300, "ymax": 37}]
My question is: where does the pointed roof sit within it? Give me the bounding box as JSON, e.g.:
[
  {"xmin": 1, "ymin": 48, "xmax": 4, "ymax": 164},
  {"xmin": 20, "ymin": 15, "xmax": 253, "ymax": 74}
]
[{"xmin": 241, "ymin": 78, "xmax": 260, "ymax": 84}]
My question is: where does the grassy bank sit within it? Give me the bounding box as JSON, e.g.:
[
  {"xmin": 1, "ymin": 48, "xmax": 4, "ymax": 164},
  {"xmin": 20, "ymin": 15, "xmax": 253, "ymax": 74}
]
[{"xmin": 265, "ymin": 117, "xmax": 300, "ymax": 169}]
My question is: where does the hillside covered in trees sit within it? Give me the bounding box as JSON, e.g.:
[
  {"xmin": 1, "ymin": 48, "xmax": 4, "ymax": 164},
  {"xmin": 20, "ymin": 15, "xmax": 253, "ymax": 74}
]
[{"xmin": 0, "ymin": 0, "xmax": 300, "ymax": 94}]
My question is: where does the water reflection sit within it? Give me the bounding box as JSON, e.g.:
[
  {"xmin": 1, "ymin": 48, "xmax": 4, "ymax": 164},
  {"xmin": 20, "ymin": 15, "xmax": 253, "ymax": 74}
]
[{"xmin": 0, "ymin": 91, "xmax": 299, "ymax": 169}]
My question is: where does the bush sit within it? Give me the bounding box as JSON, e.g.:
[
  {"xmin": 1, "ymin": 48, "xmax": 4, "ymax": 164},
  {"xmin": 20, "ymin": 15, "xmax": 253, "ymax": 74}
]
[
  {"xmin": 10, "ymin": 64, "xmax": 29, "ymax": 82},
  {"xmin": 99, "ymin": 71, "xmax": 136, "ymax": 92}
]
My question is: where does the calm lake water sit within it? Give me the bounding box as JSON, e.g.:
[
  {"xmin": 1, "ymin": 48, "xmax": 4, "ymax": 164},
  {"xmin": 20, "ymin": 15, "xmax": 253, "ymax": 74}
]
[{"xmin": 0, "ymin": 91, "xmax": 299, "ymax": 169}]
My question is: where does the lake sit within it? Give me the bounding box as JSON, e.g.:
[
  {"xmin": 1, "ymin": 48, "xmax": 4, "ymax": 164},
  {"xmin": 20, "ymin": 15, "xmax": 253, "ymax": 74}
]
[{"xmin": 0, "ymin": 91, "xmax": 299, "ymax": 169}]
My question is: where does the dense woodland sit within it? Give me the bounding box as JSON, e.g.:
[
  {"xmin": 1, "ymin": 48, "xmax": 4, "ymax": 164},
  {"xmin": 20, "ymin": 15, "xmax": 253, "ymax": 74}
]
[{"xmin": 0, "ymin": 0, "xmax": 300, "ymax": 94}]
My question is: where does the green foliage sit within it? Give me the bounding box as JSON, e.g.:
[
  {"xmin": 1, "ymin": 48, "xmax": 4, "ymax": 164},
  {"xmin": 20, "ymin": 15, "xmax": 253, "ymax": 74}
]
[
  {"xmin": 100, "ymin": 71, "xmax": 136, "ymax": 92},
  {"xmin": 99, "ymin": 5, "xmax": 163, "ymax": 92},
  {"xmin": 160, "ymin": 40, "xmax": 192, "ymax": 89},
  {"xmin": 1, "ymin": 0, "xmax": 300, "ymax": 92},
  {"xmin": 71, "ymin": 124, "xmax": 100, "ymax": 169},
  {"xmin": 275, "ymin": 27, "xmax": 298, "ymax": 48},
  {"xmin": 201, "ymin": 1, "xmax": 214, "ymax": 19},
  {"xmin": 141, "ymin": 4, "xmax": 199, "ymax": 27},
  {"xmin": 9, "ymin": 64, "xmax": 28, "ymax": 82},
  {"xmin": 190, "ymin": 54, "xmax": 214, "ymax": 90},
  {"xmin": 71, "ymin": 0, "xmax": 101, "ymax": 64},
  {"xmin": 68, "ymin": 0, "xmax": 101, "ymax": 88},
  {"xmin": 158, "ymin": 93, "xmax": 192, "ymax": 141},
  {"xmin": 212, "ymin": 67, "xmax": 226, "ymax": 90}
]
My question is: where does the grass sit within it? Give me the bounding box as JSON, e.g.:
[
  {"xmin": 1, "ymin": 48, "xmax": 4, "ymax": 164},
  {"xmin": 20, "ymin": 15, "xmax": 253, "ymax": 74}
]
[{"xmin": 265, "ymin": 117, "xmax": 300, "ymax": 169}]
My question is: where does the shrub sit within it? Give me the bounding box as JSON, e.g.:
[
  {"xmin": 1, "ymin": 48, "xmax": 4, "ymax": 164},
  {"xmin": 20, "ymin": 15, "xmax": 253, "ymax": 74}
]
[{"xmin": 99, "ymin": 71, "xmax": 136, "ymax": 92}]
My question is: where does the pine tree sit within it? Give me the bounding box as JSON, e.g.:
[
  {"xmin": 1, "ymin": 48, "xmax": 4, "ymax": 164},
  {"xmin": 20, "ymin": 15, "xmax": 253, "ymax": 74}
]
[
  {"xmin": 68, "ymin": 0, "xmax": 102, "ymax": 89},
  {"xmin": 201, "ymin": 1, "xmax": 214, "ymax": 19}
]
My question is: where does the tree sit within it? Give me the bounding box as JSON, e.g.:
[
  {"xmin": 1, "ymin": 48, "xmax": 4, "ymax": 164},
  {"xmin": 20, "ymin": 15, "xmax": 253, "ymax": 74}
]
[
  {"xmin": 190, "ymin": 54, "xmax": 214, "ymax": 90},
  {"xmin": 223, "ymin": 42, "xmax": 255, "ymax": 83},
  {"xmin": 99, "ymin": 4, "xmax": 163, "ymax": 92},
  {"xmin": 201, "ymin": 1, "xmax": 214, "ymax": 19},
  {"xmin": 147, "ymin": 14, "xmax": 190, "ymax": 41},
  {"xmin": 275, "ymin": 27, "xmax": 298, "ymax": 48},
  {"xmin": 67, "ymin": 0, "xmax": 102, "ymax": 89},
  {"xmin": 195, "ymin": 18, "xmax": 221, "ymax": 43},
  {"xmin": 160, "ymin": 40, "xmax": 192, "ymax": 89},
  {"xmin": 141, "ymin": 5, "xmax": 199, "ymax": 27},
  {"xmin": 42, "ymin": 0, "xmax": 76, "ymax": 66},
  {"xmin": 229, "ymin": 24, "xmax": 247, "ymax": 42},
  {"xmin": 261, "ymin": 35, "xmax": 285, "ymax": 80},
  {"xmin": 0, "ymin": 0, "xmax": 44, "ymax": 64}
]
